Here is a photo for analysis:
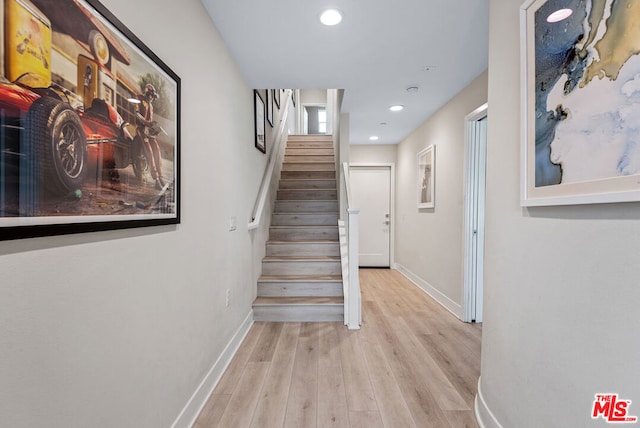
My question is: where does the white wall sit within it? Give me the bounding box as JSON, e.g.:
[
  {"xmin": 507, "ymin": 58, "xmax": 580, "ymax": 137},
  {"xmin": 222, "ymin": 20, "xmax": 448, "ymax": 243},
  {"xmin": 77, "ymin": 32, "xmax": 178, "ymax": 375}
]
[
  {"xmin": 0, "ymin": 1, "xmax": 268, "ymax": 426},
  {"xmin": 478, "ymin": 1, "xmax": 640, "ymax": 427},
  {"xmin": 350, "ymin": 144, "xmax": 398, "ymax": 165},
  {"xmin": 394, "ymin": 71, "xmax": 487, "ymax": 314},
  {"xmin": 300, "ymin": 88, "xmax": 328, "ymax": 105}
]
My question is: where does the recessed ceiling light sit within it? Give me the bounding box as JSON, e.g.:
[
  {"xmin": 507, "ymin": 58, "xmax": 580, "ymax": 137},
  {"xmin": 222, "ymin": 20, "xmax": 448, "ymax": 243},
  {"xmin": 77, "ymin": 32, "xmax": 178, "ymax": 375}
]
[
  {"xmin": 406, "ymin": 86, "xmax": 419, "ymax": 94},
  {"xmin": 389, "ymin": 105, "xmax": 404, "ymax": 112},
  {"xmin": 320, "ymin": 9, "xmax": 342, "ymax": 26},
  {"xmin": 547, "ymin": 8, "xmax": 572, "ymax": 23},
  {"xmin": 379, "ymin": 122, "xmax": 387, "ymax": 126},
  {"xmin": 369, "ymin": 136, "xmax": 379, "ymax": 141}
]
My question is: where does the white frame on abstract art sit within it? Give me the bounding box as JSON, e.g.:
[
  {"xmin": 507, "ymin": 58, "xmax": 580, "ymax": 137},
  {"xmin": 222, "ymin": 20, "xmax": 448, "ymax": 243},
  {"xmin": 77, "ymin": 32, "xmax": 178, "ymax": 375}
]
[
  {"xmin": 417, "ymin": 145, "xmax": 435, "ymax": 209},
  {"xmin": 521, "ymin": 0, "xmax": 640, "ymax": 206}
]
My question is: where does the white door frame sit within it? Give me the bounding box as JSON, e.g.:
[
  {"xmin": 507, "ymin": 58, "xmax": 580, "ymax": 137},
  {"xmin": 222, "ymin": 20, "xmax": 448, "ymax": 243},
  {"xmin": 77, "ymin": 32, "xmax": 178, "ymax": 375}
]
[
  {"xmin": 349, "ymin": 163, "xmax": 395, "ymax": 268},
  {"xmin": 463, "ymin": 103, "xmax": 488, "ymax": 323}
]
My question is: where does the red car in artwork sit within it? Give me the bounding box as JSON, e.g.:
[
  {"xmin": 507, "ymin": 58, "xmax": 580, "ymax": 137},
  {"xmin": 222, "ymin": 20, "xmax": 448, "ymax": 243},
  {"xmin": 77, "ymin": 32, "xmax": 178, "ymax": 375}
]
[{"xmin": 0, "ymin": 74, "xmax": 146, "ymax": 213}]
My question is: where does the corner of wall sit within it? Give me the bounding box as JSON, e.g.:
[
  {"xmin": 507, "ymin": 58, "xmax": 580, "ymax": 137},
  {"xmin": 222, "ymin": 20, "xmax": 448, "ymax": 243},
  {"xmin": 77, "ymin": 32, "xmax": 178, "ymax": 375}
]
[
  {"xmin": 474, "ymin": 377, "xmax": 504, "ymax": 428},
  {"xmin": 394, "ymin": 263, "xmax": 463, "ymax": 319}
]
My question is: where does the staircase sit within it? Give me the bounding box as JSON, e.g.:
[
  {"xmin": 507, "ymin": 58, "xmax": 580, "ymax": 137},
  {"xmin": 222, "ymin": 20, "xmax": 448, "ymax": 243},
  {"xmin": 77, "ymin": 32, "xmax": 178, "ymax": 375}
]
[{"xmin": 253, "ymin": 135, "xmax": 344, "ymax": 322}]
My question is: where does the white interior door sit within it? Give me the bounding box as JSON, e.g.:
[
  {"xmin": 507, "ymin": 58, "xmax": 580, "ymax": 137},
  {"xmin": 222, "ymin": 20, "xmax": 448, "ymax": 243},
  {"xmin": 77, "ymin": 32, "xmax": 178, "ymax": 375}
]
[
  {"xmin": 350, "ymin": 166, "xmax": 391, "ymax": 267},
  {"xmin": 463, "ymin": 104, "xmax": 488, "ymax": 323}
]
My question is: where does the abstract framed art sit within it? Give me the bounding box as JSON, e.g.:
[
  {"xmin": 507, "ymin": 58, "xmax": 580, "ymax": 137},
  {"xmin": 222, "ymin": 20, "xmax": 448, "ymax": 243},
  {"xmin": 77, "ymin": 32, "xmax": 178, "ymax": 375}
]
[
  {"xmin": 0, "ymin": 0, "xmax": 180, "ymax": 241},
  {"xmin": 417, "ymin": 145, "xmax": 435, "ymax": 209},
  {"xmin": 521, "ymin": 0, "xmax": 640, "ymax": 206}
]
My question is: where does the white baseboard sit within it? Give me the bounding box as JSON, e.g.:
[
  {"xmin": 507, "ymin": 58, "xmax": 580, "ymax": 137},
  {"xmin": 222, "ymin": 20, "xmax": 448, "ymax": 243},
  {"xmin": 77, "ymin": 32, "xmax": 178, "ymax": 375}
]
[
  {"xmin": 171, "ymin": 311, "xmax": 254, "ymax": 428},
  {"xmin": 475, "ymin": 377, "xmax": 503, "ymax": 428},
  {"xmin": 394, "ymin": 263, "xmax": 462, "ymax": 319}
]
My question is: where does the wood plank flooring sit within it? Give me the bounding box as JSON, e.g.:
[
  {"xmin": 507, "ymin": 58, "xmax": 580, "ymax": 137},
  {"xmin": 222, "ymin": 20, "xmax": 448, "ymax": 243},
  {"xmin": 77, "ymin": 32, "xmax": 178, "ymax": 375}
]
[{"xmin": 194, "ymin": 268, "xmax": 482, "ymax": 428}]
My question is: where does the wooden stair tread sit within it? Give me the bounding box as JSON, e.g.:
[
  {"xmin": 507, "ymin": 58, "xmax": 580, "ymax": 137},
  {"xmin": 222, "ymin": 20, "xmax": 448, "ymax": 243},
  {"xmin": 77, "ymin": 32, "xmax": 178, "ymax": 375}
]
[
  {"xmin": 258, "ymin": 274, "xmax": 342, "ymax": 282},
  {"xmin": 272, "ymin": 213, "xmax": 339, "ymax": 216},
  {"xmin": 283, "ymin": 159, "xmax": 335, "ymax": 163},
  {"xmin": 274, "ymin": 200, "xmax": 338, "ymax": 203},
  {"xmin": 253, "ymin": 296, "xmax": 343, "ymax": 306},
  {"xmin": 274, "ymin": 208, "xmax": 339, "ymax": 211},
  {"xmin": 263, "ymin": 256, "xmax": 340, "ymax": 261},
  {"xmin": 269, "ymin": 224, "xmax": 338, "ymax": 229},
  {"xmin": 283, "ymin": 163, "xmax": 335, "ymax": 166},
  {"xmin": 267, "ymin": 240, "xmax": 339, "ymax": 243},
  {"xmin": 274, "ymin": 212, "xmax": 339, "ymax": 215}
]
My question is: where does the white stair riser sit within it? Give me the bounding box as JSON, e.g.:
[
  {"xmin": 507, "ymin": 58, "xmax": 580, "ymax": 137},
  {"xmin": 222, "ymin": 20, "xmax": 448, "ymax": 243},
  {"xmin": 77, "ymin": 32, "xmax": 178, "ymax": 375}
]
[
  {"xmin": 266, "ymin": 242, "xmax": 340, "ymax": 257},
  {"xmin": 262, "ymin": 260, "xmax": 341, "ymax": 276},
  {"xmin": 257, "ymin": 282, "xmax": 343, "ymax": 297},
  {"xmin": 253, "ymin": 305, "xmax": 343, "ymax": 322},
  {"xmin": 277, "ymin": 190, "xmax": 337, "ymax": 201},
  {"xmin": 274, "ymin": 200, "xmax": 338, "ymax": 213},
  {"xmin": 270, "ymin": 227, "xmax": 339, "ymax": 241}
]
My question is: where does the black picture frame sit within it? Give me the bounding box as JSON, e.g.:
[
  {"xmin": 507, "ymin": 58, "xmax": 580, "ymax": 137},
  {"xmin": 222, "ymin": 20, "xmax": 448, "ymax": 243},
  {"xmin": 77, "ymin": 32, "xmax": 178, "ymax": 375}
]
[
  {"xmin": 266, "ymin": 89, "xmax": 274, "ymax": 127},
  {"xmin": 254, "ymin": 90, "xmax": 266, "ymax": 153},
  {"xmin": 0, "ymin": 0, "xmax": 181, "ymax": 241},
  {"xmin": 274, "ymin": 89, "xmax": 280, "ymax": 109}
]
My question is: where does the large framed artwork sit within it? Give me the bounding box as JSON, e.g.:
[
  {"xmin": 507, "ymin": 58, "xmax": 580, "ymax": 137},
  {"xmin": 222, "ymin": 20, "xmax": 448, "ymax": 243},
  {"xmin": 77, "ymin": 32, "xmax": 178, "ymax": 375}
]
[
  {"xmin": 418, "ymin": 145, "xmax": 435, "ymax": 209},
  {"xmin": 0, "ymin": 0, "xmax": 180, "ymax": 241},
  {"xmin": 521, "ymin": 0, "xmax": 640, "ymax": 206},
  {"xmin": 254, "ymin": 90, "xmax": 266, "ymax": 153}
]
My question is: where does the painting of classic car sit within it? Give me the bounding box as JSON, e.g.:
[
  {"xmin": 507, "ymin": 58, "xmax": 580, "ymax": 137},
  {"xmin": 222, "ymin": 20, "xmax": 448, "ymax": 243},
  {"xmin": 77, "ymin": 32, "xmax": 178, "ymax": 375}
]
[{"xmin": 0, "ymin": 0, "xmax": 180, "ymax": 239}]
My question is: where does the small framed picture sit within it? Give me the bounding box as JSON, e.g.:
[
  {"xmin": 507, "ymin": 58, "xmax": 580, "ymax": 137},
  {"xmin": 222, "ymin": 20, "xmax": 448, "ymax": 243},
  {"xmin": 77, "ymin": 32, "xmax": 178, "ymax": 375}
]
[
  {"xmin": 254, "ymin": 90, "xmax": 266, "ymax": 153},
  {"xmin": 417, "ymin": 145, "xmax": 435, "ymax": 209}
]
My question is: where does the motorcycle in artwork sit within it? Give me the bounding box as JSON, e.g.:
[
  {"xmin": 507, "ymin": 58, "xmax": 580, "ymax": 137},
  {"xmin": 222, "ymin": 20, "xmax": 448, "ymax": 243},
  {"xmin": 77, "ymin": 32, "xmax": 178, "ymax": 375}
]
[{"xmin": 0, "ymin": 0, "xmax": 180, "ymax": 240}]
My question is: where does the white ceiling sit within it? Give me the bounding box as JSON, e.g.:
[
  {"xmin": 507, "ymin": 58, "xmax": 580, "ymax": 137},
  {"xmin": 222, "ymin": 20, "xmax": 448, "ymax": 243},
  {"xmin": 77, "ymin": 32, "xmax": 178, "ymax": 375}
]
[{"xmin": 200, "ymin": 0, "xmax": 489, "ymax": 145}]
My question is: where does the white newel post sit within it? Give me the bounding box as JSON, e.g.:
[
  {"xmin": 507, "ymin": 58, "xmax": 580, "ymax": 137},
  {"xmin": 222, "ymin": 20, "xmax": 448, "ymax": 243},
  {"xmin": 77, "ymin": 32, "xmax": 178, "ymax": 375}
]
[{"xmin": 347, "ymin": 208, "xmax": 361, "ymax": 330}]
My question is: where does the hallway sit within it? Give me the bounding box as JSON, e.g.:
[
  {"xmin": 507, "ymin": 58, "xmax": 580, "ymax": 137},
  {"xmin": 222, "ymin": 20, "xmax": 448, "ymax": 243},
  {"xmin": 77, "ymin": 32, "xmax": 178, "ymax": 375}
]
[{"xmin": 194, "ymin": 269, "xmax": 481, "ymax": 427}]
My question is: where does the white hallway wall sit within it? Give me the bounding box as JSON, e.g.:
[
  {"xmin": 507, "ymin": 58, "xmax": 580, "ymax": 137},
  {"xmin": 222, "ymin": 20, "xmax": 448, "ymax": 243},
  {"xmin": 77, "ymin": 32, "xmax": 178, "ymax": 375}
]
[
  {"xmin": 350, "ymin": 72, "xmax": 487, "ymax": 314},
  {"xmin": 479, "ymin": 0, "xmax": 640, "ymax": 426},
  {"xmin": 0, "ymin": 0, "xmax": 270, "ymax": 426},
  {"xmin": 395, "ymin": 71, "xmax": 488, "ymax": 314},
  {"xmin": 350, "ymin": 144, "xmax": 398, "ymax": 166}
]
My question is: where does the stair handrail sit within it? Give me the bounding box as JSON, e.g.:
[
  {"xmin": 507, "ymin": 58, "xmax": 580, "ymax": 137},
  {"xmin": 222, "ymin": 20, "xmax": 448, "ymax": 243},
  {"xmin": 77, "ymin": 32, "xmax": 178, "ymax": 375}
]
[
  {"xmin": 340, "ymin": 162, "xmax": 361, "ymax": 330},
  {"xmin": 248, "ymin": 89, "xmax": 292, "ymax": 230}
]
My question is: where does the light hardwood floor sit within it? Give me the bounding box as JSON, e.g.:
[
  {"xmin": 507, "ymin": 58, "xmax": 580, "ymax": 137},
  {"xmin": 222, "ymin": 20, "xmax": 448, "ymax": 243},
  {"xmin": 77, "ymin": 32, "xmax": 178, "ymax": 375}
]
[{"xmin": 194, "ymin": 268, "xmax": 482, "ymax": 428}]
